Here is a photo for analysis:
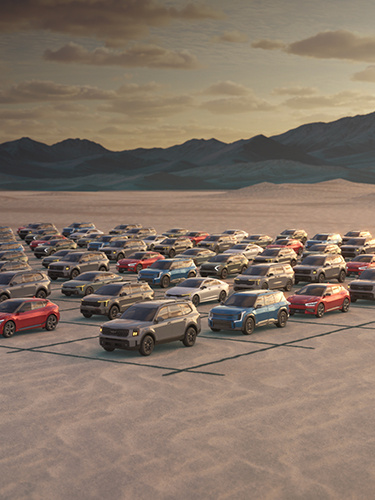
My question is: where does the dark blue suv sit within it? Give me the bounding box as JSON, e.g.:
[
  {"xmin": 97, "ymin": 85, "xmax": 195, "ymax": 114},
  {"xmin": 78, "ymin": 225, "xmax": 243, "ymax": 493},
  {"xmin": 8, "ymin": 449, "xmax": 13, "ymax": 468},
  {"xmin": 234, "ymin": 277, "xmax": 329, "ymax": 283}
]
[
  {"xmin": 208, "ymin": 290, "xmax": 289, "ymax": 335},
  {"xmin": 138, "ymin": 258, "xmax": 197, "ymax": 288}
]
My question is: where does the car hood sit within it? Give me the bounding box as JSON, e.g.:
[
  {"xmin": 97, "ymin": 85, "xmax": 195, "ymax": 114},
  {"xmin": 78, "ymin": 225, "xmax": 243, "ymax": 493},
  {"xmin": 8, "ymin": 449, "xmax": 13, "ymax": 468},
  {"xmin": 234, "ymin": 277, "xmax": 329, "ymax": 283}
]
[
  {"xmin": 0, "ymin": 312, "xmax": 12, "ymax": 321},
  {"xmin": 118, "ymin": 258, "xmax": 140, "ymax": 265},
  {"xmin": 288, "ymin": 294, "xmax": 319, "ymax": 305},
  {"xmin": 350, "ymin": 279, "xmax": 375, "ymax": 287},
  {"xmin": 83, "ymin": 293, "xmax": 115, "ymax": 302},
  {"xmin": 63, "ymin": 279, "xmax": 90, "ymax": 287},
  {"xmin": 102, "ymin": 318, "xmax": 153, "ymax": 330},
  {"xmin": 166, "ymin": 286, "xmax": 195, "ymax": 296},
  {"xmin": 210, "ymin": 305, "xmax": 251, "ymax": 316}
]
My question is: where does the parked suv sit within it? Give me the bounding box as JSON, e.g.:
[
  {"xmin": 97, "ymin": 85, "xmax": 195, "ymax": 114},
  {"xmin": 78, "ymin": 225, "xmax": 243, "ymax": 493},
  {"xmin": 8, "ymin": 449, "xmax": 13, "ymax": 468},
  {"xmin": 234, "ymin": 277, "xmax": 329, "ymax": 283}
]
[
  {"xmin": 340, "ymin": 237, "xmax": 375, "ymax": 260},
  {"xmin": 138, "ymin": 258, "xmax": 197, "ymax": 288},
  {"xmin": 0, "ymin": 261, "xmax": 31, "ymax": 272},
  {"xmin": 101, "ymin": 239, "xmax": 147, "ymax": 261},
  {"xmin": 348, "ymin": 268, "xmax": 375, "ymax": 302},
  {"xmin": 47, "ymin": 251, "xmax": 109, "ymax": 280},
  {"xmin": 0, "ymin": 241, "xmax": 24, "ymax": 253},
  {"xmin": 34, "ymin": 238, "xmax": 77, "ymax": 258},
  {"xmin": 294, "ymin": 254, "xmax": 347, "ymax": 284},
  {"xmin": 197, "ymin": 234, "xmax": 236, "ymax": 253},
  {"xmin": 109, "ymin": 224, "xmax": 142, "ymax": 235},
  {"xmin": 208, "ymin": 290, "xmax": 289, "ymax": 335},
  {"xmin": 0, "ymin": 270, "xmax": 51, "ymax": 301},
  {"xmin": 62, "ymin": 222, "xmax": 95, "ymax": 237},
  {"xmin": 61, "ymin": 271, "xmax": 123, "ymax": 296},
  {"xmin": 243, "ymin": 234, "xmax": 273, "ymax": 248},
  {"xmin": 99, "ymin": 299, "xmax": 201, "ymax": 356},
  {"xmin": 81, "ymin": 281, "xmax": 154, "ymax": 319},
  {"xmin": 199, "ymin": 253, "xmax": 248, "ymax": 279},
  {"xmin": 253, "ymin": 247, "xmax": 298, "ymax": 266},
  {"xmin": 153, "ymin": 236, "xmax": 193, "ymax": 258},
  {"xmin": 302, "ymin": 243, "xmax": 341, "ymax": 259},
  {"xmin": 305, "ymin": 233, "xmax": 342, "ymax": 250},
  {"xmin": 18, "ymin": 223, "xmax": 55, "ymax": 240},
  {"xmin": 233, "ymin": 263, "xmax": 294, "ymax": 291},
  {"xmin": 342, "ymin": 230, "xmax": 372, "ymax": 245},
  {"xmin": 125, "ymin": 227, "xmax": 157, "ymax": 240},
  {"xmin": 275, "ymin": 229, "xmax": 308, "ymax": 244},
  {"xmin": 87, "ymin": 234, "xmax": 120, "ymax": 251}
]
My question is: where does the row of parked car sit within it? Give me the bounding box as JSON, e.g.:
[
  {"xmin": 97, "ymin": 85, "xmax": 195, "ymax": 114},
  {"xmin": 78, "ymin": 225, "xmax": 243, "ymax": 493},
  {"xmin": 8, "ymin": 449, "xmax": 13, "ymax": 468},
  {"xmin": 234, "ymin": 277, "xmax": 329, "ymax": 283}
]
[{"xmin": 0, "ymin": 222, "xmax": 374, "ymax": 356}]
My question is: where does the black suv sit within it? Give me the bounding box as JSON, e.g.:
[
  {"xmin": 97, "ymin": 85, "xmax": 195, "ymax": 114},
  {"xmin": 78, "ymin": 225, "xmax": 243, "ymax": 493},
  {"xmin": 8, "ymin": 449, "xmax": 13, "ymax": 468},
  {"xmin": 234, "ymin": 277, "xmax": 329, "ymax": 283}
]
[
  {"xmin": 253, "ymin": 247, "xmax": 298, "ymax": 266},
  {"xmin": 47, "ymin": 251, "xmax": 109, "ymax": 280},
  {"xmin": 294, "ymin": 254, "xmax": 347, "ymax": 284},
  {"xmin": 81, "ymin": 281, "xmax": 154, "ymax": 319},
  {"xmin": 234, "ymin": 263, "xmax": 294, "ymax": 291},
  {"xmin": 348, "ymin": 268, "xmax": 375, "ymax": 302},
  {"xmin": 342, "ymin": 230, "xmax": 372, "ymax": 245},
  {"xmin": 153, "ymin": 237, "xmax": 193, "ymax": 258},
  {"xmin": 18, "ymin": 223, "xmax": 56, "ymax": 240},
  {"xmin": 197, "ymin": 234, "xmax": 236, "ymax": 253},
  {"xmin": 200, "ymin": 253, "xmax": 249, "ymax": 279},
  {"xmin": 0, "ymin": 271, "xmax": 51, "ymax": 301},
  {"xmin": 125, "ymin": 227, "xmax": 157, "ymax": 239},
  {"xmin": 102, "ymin": 239, "xmax": 147, "ymax": 262},
  {"xmin": 340, "ymin": 237, "xmax": 375, "ymax": 260},
  {"xmin": 99, "ymin": 299, "xmax": 201, "ymax": 356},
  {"xmin": 24, "ymin": 227, "xmax": 59, "ymax": 245}
]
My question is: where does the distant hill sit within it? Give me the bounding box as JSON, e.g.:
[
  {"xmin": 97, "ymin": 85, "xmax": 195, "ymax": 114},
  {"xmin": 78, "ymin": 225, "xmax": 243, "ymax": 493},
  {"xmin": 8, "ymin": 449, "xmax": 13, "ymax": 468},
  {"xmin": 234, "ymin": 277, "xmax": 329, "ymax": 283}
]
[{"xmin": 2, "ymin": 111, "xmax": 375, "ymax": 190}]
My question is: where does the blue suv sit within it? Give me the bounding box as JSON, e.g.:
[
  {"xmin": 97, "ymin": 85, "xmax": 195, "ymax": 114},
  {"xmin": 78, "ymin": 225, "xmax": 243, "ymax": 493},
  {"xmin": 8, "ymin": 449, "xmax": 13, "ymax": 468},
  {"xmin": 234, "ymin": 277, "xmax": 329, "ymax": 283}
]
[
  {"xmin": 208, "ymin": 290, "xmax": 289, "ymax": 335},
  {"xmin": 138, "ymin": 258, "xmax": 197, "ymax": 288}
]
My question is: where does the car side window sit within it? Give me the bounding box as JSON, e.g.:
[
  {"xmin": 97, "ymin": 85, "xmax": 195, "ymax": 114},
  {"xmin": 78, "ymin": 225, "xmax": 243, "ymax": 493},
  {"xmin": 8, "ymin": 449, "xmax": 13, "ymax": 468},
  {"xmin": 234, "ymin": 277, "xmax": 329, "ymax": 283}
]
[
  {"xmin": 155, "ymin": 306, "xmax": 169, "ymax": 322},
  {"xmin": 264, "ymin": 294, "xmax": 275, "ymax": 306},
  {"xmin": 19, "ymin": 302, "xmax": 32, "ymax": 312},
  {"xmin": 32, "ymin": 300, "xmax": 47, "ymax": 310},
  {"xmin": 168, "ymin": 304, "xmax": 184, "ymax": 318},
  {"xmin": 255, "ymin": 296, "xmax": 265, "ymax": 308}
]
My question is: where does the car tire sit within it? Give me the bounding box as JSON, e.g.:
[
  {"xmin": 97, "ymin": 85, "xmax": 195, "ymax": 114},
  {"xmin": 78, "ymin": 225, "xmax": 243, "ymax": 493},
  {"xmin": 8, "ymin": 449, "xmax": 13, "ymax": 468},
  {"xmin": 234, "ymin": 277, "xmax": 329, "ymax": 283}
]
[
  {"xmin": 36, "ymin": 289, "xmax": 47, "ymax": 299},
  {"xmin": 136, "ymin": 264, "xmax": 142, "ymax": 273},
  {"xmin": 192, "ymin": 294, "xmax": 200, "ymax": 307},
  {"xmin": 45, "ymin": 314, "xmax": 58, "ymax": 331},
  {"xmin": 350, "ymin": 296, "xmax": 357, "ymax": 303},
  {"xmin": 182, "ymin": 326, "xmax": 197, "ymax": 347},
  {"xmin": 262, "ymin": 282, "xmax": 269, "ymax": 289},
  {"xmin": 108, "ymin": 305, "xmax": 120, "ymax": 320},
  {"xmin": 295, "ymin": 279, "xmax": 299, "ymax": 285},
  {"xmin": 118, "ymin": 269, "xmax": 124, "ymax": 273},
  {"xmin": 35, "ymin": 255, "xmax": 41, "ymax": 259},
  {"xmin": 188, "ymin": 271, "xmax": 196, "ymax": 278},
  {"xmin": 139, "ymin": 334, "xmax": 155, "ymax": 356},
  {"xmin": 240, "ymin": 265, "xmax": 247, "ymax": 274},
  {"xmin": 117, "ymin": 253, "xmax": 124, "ymax": 261},
  {"xmin": 276, "ymin": 309, "xmax": 288, "ymax": 328},
  {"xmin": 0, "ymin": 294, "xmax": 9, "ymax": 302},
  {"xmin": 218, "ymin": 290, "xmax": 227, "ymax": 302},
  {"xmin": 50, "ymin": 276, "xmax": 58, "ymax": 281},
  {"xmin": 316, "ymin": 303, "xmax": 325, "ymax": 318},
  {"xmin": 85, "ymin": 286, "xmax": 94, "ymax": 296},
  {"xmin": 82, "ymin": 311, "xmax": 92, "ymax": 318},
  {"xmin": 220, "ymin": 268, "xmax": 228, "ymax": 279},
  {"xmin": 242, "ymin": 316, "xmax": 255, "ymax": 335},
  {"xmin": 103, "ymin": 346, "xmax": 115, "ymax": 352},
  {"xmin": 338, "ymin": 270, "xmax": 346, "ymax": 283},
  {"xmin": 3, "ymin": 320, "xmax": 16, "ymax": 337},
  {"xmin": 70, "ymin": 269, "xmax": 79, "ymax": 279},
  {"xmin": 169, "ymin": 249, "xmax": 176, "ymax": 258},
  {"xmin": 210, "ymin": 327, "xmax": 221, "ymax": 332},
  {"xmin": 284, "ymin": 279, "xmax": 293, "ymax": 291},
  {"xmin": 317, "ymin": 273, "xmax": 325, "ymax": 283},
  {"xmin": 341, "ymin": 297, "xmax": 350, "ymax": 312},
  {"xmin": 160, "ymin": 275, "xmax": 170, "ymax": 288},
  {"xmin": 99, "ymin": 265, "xmax": 107, "ymax": 271},
  {"xmin": 291, "ymin": 259, "xmax": 297, "ymax": 267},
  {"xmin": 63, "ymin": 291, "xmax": 72, "ymax": 296}
]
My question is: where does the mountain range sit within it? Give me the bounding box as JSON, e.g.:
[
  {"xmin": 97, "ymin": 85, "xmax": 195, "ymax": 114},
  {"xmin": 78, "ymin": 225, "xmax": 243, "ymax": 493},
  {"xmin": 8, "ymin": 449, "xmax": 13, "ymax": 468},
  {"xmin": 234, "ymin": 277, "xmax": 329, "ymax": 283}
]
[{"xmin": 2, "ymin": 111, "xmax": 375, "ymax": 190}]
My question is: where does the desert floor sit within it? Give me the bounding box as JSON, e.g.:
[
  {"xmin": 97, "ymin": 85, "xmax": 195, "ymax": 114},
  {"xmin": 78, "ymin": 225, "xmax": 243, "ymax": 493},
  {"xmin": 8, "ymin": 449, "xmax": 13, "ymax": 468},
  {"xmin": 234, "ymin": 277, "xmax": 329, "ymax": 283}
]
[{"xmin": 2, "ymin": 180, "xmax": 375, "ymax": 500}]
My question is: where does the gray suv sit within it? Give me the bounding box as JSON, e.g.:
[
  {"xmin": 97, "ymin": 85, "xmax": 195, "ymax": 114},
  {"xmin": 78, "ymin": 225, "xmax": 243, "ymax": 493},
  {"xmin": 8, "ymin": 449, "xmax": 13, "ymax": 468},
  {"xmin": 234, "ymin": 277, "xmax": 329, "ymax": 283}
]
[
  {"xmin": 99, "ymin": 299, "xmax": 201, "ymax": 356},
  {"xmin": 80, "ymin": 281, "xmax": 154, "ymax": 319},
  {"xmin": 234, "ymin": 263, "xmax": 294, "ymax": 291},
  {"xmin": 0, "ymin": 270, "xmax": 51, "ymax": 301},
  {"xmin": 102, "ymin": 239, "xmax": 147, "ymax": 261},
  {"xmin": 294, "ymin": 254, "xmax": 347, "ymax": 284},
  {"xmin": 197, "ymin": 234, "xmax": 236, "ymax": 253},
  {"xmin": 47, "ymin": 251, "xmax": 109, "ymax": 280}
]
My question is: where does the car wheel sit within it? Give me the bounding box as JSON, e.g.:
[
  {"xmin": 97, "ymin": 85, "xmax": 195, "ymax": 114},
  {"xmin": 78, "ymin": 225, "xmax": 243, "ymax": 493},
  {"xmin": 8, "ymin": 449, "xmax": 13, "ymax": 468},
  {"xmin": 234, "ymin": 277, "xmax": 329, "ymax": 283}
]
[
  {"xmin": 218, "ymin": 290, "xmax": 227, "ymax": 302},
  {"xmin": 210, "ymin": 327, "xmax": 221, "ymax": 332},
  {"xmin": 262, "ymin": 282, "xmax": 269, "ymax": 289},
  {"xmin": 70, "ymin": 269, "xmax": 79, "ymax": 279},
  {"xmin": 82, "ymin": 311, "xmax": 92, "ymax": 318},
  {"xmin": 3, "ymin": 320, "xmax": 16, "ymax": 338},
  {"xmin": 338, "ymin": 269, "xmax": 346, "ymax": 283},
  {"xmin": 284, "ymin": 279, "xmax": 293, "ymax": 291},
  {"xmin": 99, "ymin": 265, "xmax": 107, "ymax": 271},
  {"xmin": 45, "ymin": 314, "xmax": 58, "ymax": 331},
  {"xmin": 103, "ymin": 346, "xmax": 115, "ymax": 352},
  {"xmin": 136, "ymin": 264, "xmax": 142, "ymax": 273},
  {"xmin": 192, "ymin": 294, "xmax": 200, "ymax": 307},
  {"xmin": 118, "ymin": 269, "xmax": 124, "ymax": 273},
  {"xmin": 295, "ymin": 279, "xmax": 299, "ymax": 285},
  {"xmin": 85, "ymin": 286, "xmax": 94, "ymax": 296},
  {"xmin": 169, "ymin": 249, "xmax": 176, "ymax": 258},
  {"xmin": 182, "ymin": 326, "xmax": 197, "ymax": 347},
  {"xmin": 108, "ymin": 305, "xmax": 120, "ymax": 320},
  {"xmin": 117, "ymin": 253, "xmax": 124, "ymax": 261},
  {"xmin": 289, "ymin": 310, "xmax": 295, "ymax": 316},
  {"xmin": 220, "ymin": 268, "xmax": 228, "ymax": 279},
  {"xmin": 63, "ymin": 291, "xmax": 72, "ymax": 296},
  {"xmin": 35, "ymin": 255, "xmax": 41, "ymax": 259},
  {"xmin": 317, "ymin": 273, "xmax": 325, "ymax": 283},
  {"xmin": 36, "ymin": 289, "xmax": 47, "ymax": 299},
  {"xmin": 276, "ymin": 310, "xmax": 288, "ymax": 328},
  {"xmin": 188, "ymin": 271, "xmax": 196, "ymax": 278},
  {"xmin": 291, "ymin": 259, "xmax": 297, "ymax": 267},
  {"xmin": 139, "ymin": 334, "xmax": 155, "ymax": 356},
  {"xmin": 240, "ymin": 265, "xmax": 247, "ymax": 274},
  {"xmin": 341, "ymin": 297, "xmax": 350, "ymax": 312},
  {"xmin": 160, "ymin": 275, "xmax": 170, "ymax": 288},
  {"xmin": 0, "ymin": 294, "xmax": 9, "ymax": 302},
  {"xmin": 316, "ymin": 303, "xmax": 325, "ymax": 318},
  {"xmin": 297, "ymin": 248, "xmax": 303, "ymax": 256},
  {"xmin": 50, "ymin": 276, "xmax": 58, "ymax": 281},
  {"xmin": 242, "ymin": 316, "xmax": 255, "ymax": 335}
]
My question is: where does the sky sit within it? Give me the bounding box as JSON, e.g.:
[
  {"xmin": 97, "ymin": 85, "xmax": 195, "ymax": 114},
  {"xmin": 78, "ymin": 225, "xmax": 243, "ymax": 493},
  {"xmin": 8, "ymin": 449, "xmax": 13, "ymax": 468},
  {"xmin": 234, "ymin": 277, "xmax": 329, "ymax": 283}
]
[{"xmin": 2, "ymin": 0, "xmax": 375, "ymax": 151}]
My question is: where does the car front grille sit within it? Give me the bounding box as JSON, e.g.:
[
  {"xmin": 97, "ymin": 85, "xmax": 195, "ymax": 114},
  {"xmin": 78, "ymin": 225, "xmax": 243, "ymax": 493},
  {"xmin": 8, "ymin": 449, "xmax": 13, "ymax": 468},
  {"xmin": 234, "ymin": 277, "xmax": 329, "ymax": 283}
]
[
  {"xmin": 101, "ymin": 327, "xmax": 129, "ymax": 337},
  {"xmin": 211, "ymin": 319, "xmax": 232, "ymax": 329},
  {"xmin": 350, "ymin": 284, "xmax": 373, "ymax": 291}
]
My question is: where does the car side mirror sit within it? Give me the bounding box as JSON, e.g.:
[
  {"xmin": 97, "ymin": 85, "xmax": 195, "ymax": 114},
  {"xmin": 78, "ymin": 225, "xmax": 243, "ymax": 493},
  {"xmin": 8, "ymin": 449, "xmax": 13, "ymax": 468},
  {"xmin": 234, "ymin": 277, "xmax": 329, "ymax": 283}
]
[
  {"xmin": 201, "ymin": 285, "xmax": 206, "ymax": 289},
  {"xmin": 120, "ymin": 292, "xmax": 127, "ymax": 296},
  {"xmin": 255, "ymin": 304, "xmax": 262, "ymax": 309},
  {"xmin": 268, "ymin": 273, "xmax": 274, "ymax": 277}
]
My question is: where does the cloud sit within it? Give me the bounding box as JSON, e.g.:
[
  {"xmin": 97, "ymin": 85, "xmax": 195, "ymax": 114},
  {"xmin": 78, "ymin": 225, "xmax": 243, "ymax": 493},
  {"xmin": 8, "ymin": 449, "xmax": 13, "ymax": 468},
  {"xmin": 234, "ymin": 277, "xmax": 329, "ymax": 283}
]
[
  {"xmin": 202, "ymin": 81, "xmax": 252, "ymax": 96},
  {"xmin": 253, "ymin": 30, "xmax": 375, "ymax": 63},
  {"xmin": 352, "ymin": 65, "xmax": 375, "ymax": 82},
  {"xmin": 200, "ymin": 95, "xmax": 274, "ymax": 115},
  {"xmin": 44, "ymin": 42, "xmax": 200, "ymax": 69},
  {"xmin": 212, "ymin": 30, "xmax": 249, "ymax": 43},
  {"xmin": 1, "ymin": 0, "xmax": 223, "ymax": 46},
  {"xmin": 282, "ymin": 90, "xmax": 375, "ymax": 109},
  {"xmin": 272, "ymin": 86, "xmax": 317, "ymax": 97}
]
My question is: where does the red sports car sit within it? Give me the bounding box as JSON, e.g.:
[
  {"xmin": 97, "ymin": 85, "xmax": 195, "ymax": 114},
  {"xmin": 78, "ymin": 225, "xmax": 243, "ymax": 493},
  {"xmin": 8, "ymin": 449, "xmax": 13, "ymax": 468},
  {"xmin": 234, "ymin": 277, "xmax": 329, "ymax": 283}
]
[
  {"xmin": 116, "ymin": 251, "xmax": 165, "ymax": 273},
  {"xmin": 0, "ymin": 298, "xmax": 60, "ymax": 337},
  {"xmin": 186, "ymin": 231, "xmax": 210, "ymax": 246},
  {"xmin": 287, "ymin": 283, "xmax": 350, "ymax": 318},
  {"xmin": 346, "ymin": 254, "xmax": 375, "ymax": 276},
  {"xmin": 267, "ymin": 238, "xmax": 304, "ymax": 256}
]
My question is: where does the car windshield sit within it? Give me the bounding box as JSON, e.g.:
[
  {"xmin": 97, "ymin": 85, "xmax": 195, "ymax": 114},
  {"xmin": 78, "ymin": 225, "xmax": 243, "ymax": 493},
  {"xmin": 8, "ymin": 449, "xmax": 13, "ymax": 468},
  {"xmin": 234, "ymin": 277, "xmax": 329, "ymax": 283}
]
[
  {"xmin": 129, "ymin": 253, "xmax": 146, "ymax": 259},
  {"xmin": 301, "ymin": 256, "xmax": 326, "ymax": 266},
  {"xmin": 110, "ymin": 240, "xmax": 127, "ymax": 247},
  {"xmin": 344, "ymin": 238, "xmax": 366, "ymax": 246},
  {"xmin": 296, "ymin": 285, "xmax": 326, "ymax": 296},
  {"xmin": 359, "ymin": 269, "xmax": 375, "ymax": 280},
  {"xmin": 187, "ymin": 232, "xmax": 199, "ymax": 237},
  {"xmin": 179, "ymin": 279, "xmax": 204, "ymax": 288},
  {"xmin": 312, "ymin": 234, "xmax": 329, "ymax": 241},
  {"xmin": 224, "ymin": 294, "xmax": 257, "ymax": 308},
  {"xmin": 0, "ymin": 274, "xmax": 13, "ymax": 284},
  {"xmin": 352, "ymin": 255, "xmax": 373, "ymax": 262},
  {"xmin": 53, "ymin": 250, "xmax": 70, "ymax": 257},
  {"xmin": 281, "ymin": 230, "xmax": 294, "ymax": 235},
  {"xmin": 120, "ymin": 304, "xmax": 158, "ymax": 322},
  {"xmin": 345, "ymin": 231, "xmax": 360, "ymax": 237},
  {"xmin": 101, "ymin": 236, "xmax": 114, "ymax": 242},
  {"xmin": 64, "ymin": 253, "xmax": 81, "ymax": 262},
  {"xmin": 248, "ymin": 235, "xmax": 261, "ymax": 240},
  {"xmin": 181, "ymin": 249, "xmax": 199, "ymax": 255},
  {"xmin": 309, "ymin": 245, "xmax": 326, "ymax": 251},
  {"xmin": 260, "ymin": 249, "xmax": 279, "ymax": 256},
  {"xmin": 243, "ymin": 266, "xmax": 268, "ymax": 276},
  {"xmin": 150, "ymin": 260, "xmax": 172, "ymax": 270},
  {"xmin": 127, "ymin": 228, "xmax": 141, "ymax": 234},
  {"xmin": 204, "ymin": 236, "xmax": 219, "ymax": 242},
  {"xmin": 232, "ymin": 244, "xmax": 247, "ymax": 250},
  {"xmin": 0, "ymin": 300, "xmax": 25, "ymax": 312},
  {"xmin": 95, "ymin": 283, "xmax": 124, "ymax": 295},
  {"xmin": 76, "ymin": 272, "xmax": 99, "ymax": 281},
  {"xmin": 274, "ymin": 240, "xmax": 289, "ymax": 245},
  {"xmin": 208, "ymin": 254, "xmax": 230, "ymax": 262},
  {"xmin": 161, "ymin": 239, "xmax": 175, "ymax": 245}
]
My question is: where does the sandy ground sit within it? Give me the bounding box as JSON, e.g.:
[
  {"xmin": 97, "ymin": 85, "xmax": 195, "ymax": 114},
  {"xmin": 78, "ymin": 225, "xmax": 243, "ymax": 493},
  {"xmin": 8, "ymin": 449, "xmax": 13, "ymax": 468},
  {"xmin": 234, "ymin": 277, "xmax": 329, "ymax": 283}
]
[{"xmin": 2, "ymin": 180, "xmax": 375, "ymax": 500}]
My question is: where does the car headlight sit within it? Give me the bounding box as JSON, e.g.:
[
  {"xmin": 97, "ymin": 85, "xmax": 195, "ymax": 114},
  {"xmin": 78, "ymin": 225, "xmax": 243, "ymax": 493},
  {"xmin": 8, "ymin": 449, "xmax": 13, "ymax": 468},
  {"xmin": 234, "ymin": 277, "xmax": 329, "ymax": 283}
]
[
  {"xmin": 0, "ymin": 319, "xmax": 4, "ymax": 324},
  {"xmin": 44, "ymin": 248, "xmax": 49, "ymax": 253},
  {"xmin": 132, "ymin": 329, "xmax": 140, "ymax": 336},
  {"xmin": 305, "ymin": 301, "xmax": 318, "ymax": 307},
  {"xmin": 98, "ymin": 300, "xmax": 109, "ymax": 306},
  {"xmin": 358, "ymin": 266, "xmax": 367, "ymax": 270},
  {"xmin": 214, "ymin": 265, "xmax": 220, "ymax": 271},
  {"xmin": 65, "ymin": 266, "xmax": 70, "ymax": 270},
  {"xmin": 312, "ymin": 270, "xmax": 317, "ymax": 274}
]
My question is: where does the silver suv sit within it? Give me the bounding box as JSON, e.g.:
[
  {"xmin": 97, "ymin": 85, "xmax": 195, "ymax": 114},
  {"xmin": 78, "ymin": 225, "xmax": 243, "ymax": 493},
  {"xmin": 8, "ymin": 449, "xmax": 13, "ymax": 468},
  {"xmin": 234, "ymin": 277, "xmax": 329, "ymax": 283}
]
[
  {"xmin": 0, "ymin": 270, "xmax": 51, "ymax": 301},
  {"xmin": 294, "ymin": 254, "xmax": 346, "ymax": 284},
  {"xmin": 47, "ymin": 251, "xmax": 109, "ymax": 280},
  {"xmin": 99, "ymin": 299, "xmax": 201, "ymax": 356},
  {"xmin": 233, "ymin": 263, "xmax": 294, "ymax": 291}
]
